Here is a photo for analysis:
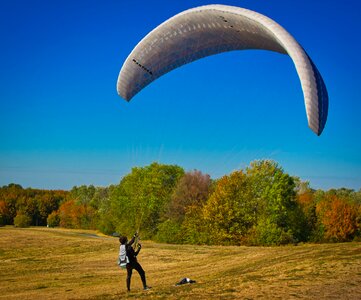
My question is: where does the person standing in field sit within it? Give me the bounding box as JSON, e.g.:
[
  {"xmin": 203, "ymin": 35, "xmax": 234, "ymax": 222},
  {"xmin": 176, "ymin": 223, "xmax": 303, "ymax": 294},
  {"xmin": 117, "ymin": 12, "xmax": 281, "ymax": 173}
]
[{"xmin": 119, "ymin": 233, "xmax": 151, "ymax": 292}]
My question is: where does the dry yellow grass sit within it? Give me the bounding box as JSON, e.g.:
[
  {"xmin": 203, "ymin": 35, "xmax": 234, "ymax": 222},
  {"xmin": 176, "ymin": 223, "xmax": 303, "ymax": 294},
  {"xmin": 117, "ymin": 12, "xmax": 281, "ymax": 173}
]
[{"xmin": 1, "ymin": 226, "xmax": 361, "ymax": 299}]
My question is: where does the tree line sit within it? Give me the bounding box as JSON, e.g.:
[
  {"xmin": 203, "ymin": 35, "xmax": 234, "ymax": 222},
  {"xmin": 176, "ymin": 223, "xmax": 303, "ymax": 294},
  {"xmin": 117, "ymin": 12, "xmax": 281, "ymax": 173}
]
[{"xmin": 1, "ymin": 160, "xmax": 361, "ymax": 245}]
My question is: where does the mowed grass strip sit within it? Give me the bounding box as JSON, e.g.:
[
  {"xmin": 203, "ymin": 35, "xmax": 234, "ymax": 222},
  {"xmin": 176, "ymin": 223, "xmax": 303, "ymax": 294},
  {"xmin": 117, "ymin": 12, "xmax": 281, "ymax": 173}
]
[{"xmin": 0, "ymin": 226, "xmax": 360, "ymax": 299}]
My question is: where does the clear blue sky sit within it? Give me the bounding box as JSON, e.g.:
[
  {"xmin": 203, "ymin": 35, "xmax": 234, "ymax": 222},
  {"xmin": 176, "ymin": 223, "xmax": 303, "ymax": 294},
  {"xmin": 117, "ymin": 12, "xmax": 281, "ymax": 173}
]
[{"xmin": 1, "ymin": 0, "xmax": 360, "ymax": 190}]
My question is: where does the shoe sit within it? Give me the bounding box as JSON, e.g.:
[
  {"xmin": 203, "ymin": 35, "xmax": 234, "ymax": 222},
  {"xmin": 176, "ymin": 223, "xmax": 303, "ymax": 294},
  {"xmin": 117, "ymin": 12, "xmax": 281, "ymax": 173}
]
[{"xmin": 143, "ymin": 286, "xmax": 152, "ymax": 291}]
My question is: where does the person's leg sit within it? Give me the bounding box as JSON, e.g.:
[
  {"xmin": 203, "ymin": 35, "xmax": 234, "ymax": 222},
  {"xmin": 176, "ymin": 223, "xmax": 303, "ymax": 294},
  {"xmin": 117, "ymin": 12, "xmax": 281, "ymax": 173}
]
[
  {"xmin": 126, "ymin": 265, "xmax": 133, "ymax": 291},
  {"xmin": 133, "ymin": 262, "xmax": 148, "ymax": 289}
]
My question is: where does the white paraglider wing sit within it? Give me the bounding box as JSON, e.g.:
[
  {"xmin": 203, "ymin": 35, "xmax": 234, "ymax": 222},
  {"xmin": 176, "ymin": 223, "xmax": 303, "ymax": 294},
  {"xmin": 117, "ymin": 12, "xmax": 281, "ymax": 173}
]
[{"xmin": 117, "ymin": 4, "xmax": 328, "ymax": 135}]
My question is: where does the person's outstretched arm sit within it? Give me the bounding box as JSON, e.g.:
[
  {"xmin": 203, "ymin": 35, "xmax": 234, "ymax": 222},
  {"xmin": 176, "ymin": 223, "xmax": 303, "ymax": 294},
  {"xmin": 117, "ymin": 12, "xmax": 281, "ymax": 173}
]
[
  {"xmin": 135, "ymin": 244, "xmax": 142, "ymax": 256},
  {"xmin": 127, "ymin": 233, "xmax": 138, "ymax": 246}
]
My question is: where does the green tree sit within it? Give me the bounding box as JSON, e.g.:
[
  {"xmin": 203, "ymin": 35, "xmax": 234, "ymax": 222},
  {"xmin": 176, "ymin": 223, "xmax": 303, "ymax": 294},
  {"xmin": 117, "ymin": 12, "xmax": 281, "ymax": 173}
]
[
  {"xmin": 16, "ymin": 192, "xmax": 39, "ymax": 226},
  {"xmin": 201, "ymin": 170, "xmax": 255, "ymax": 245},
  {"xmin": 155, "ymin": 219, "xmax": 183, "ymax": 243},
  {"xmin": 71, "ymin": 185, "xmax": 96, "ymax": 206},
  {"xmin": 36, "ymin": 191, "xmax": 64, "ymax": 226},
  {"xmin": 181, "ymin": 205, "xmax": 211, "ymax": 244},
  {"xmin": 110, "ymin": 162, "xmax": 184, "ymax": 238},
  {"xmin": 47, "ymin": 211, "xmax": 60, "ymax": 227},
  {"xmin": 246, "ymin": 160, "xmax": 305, "ymax": 245},
  {"xmin": 14, "ymin": 213, "xmax": 32, "ymax": 228},
  {"xmin": 94, "ymin": 186, "xmax": 116, "ymax": 235}
]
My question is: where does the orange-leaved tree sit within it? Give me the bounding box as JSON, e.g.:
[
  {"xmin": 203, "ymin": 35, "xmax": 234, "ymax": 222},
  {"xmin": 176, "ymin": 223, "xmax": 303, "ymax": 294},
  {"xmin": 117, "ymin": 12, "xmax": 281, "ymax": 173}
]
[{"xmin": 316, "ymin": 195, "xmax": 359, "ymax": 242}]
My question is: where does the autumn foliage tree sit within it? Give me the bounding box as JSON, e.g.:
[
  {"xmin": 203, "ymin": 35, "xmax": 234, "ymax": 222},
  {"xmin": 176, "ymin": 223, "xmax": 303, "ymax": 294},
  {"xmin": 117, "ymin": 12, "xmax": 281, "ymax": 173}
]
[
  {"xmin": 316, "ymin": 195, "xmax": 359, "ymax": 242},
  {"xmin": 0, "ymin": 200, "xmax": 9, "ymax": 226},
  {"xmin": 0, "ymin": 184, "xmax": 66, "ymax": 226},
  {"xmin": 296, "ymin": 187, "xmax": 317, "ymax": 240},
  {"xmin": 167, "ymin": 170, "xmax": 212, "ymax": 223},
  {"xmin": 52, "ymin": 185, "xmax": 113, "ymax": 230},
  {"xmin": 181, "ymin": 160, "xmax": 306, "ymax": 246},
  {"xmin": 156, "ymin": 170, "xmax": 212, "ymax": 243},
  {"xmin": 0, "ymin": 184, "xmax": 23, "ymax": 225},
  {"xmin": 2, "ymin": 162, "xmax": 360, "ymax": 246},
  {"xmin": 200, "ymin": 170, "xmax": 255, "ymax": 244}
]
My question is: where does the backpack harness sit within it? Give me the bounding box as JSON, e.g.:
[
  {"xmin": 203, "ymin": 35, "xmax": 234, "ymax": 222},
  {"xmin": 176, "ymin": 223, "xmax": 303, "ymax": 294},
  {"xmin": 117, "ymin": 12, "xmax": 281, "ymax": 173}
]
[{"xmin": 118, "ymin": 244, "xmax": 129, "ymax": 269}]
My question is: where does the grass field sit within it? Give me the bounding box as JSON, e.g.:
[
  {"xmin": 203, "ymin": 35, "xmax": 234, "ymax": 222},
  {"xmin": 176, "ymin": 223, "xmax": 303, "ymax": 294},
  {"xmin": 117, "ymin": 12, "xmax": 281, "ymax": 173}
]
[{"xmin": 1, "ymin": 226, "xmax": 361, "ymax": 299}]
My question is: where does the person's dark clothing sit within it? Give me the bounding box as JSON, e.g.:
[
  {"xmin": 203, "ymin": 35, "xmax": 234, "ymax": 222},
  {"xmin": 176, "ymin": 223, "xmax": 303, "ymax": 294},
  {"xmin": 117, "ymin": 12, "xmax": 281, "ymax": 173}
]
[
  {"xmin": 123, "ymin": 237, "xmax": 147, "ymax": 291},
  {"xmin": 126, "ymin": 261, "xmax": 146, "ymax": 291},
  {"xmin": 125, "ymin": 238, "xmax": 140, "ymax": 264}
]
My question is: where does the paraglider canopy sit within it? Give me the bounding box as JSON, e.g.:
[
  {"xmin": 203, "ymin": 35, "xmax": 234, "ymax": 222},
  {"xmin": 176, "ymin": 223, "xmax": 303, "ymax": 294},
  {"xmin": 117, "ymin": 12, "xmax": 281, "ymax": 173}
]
[{"xmin": 117, "ymin": 4, "xmax": 328, "ymax": 135}]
